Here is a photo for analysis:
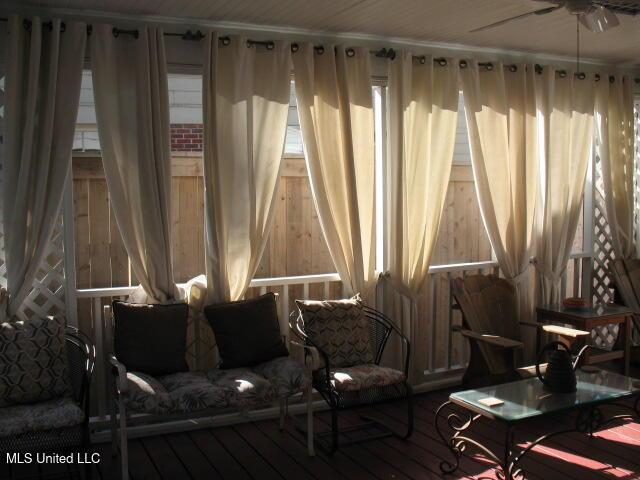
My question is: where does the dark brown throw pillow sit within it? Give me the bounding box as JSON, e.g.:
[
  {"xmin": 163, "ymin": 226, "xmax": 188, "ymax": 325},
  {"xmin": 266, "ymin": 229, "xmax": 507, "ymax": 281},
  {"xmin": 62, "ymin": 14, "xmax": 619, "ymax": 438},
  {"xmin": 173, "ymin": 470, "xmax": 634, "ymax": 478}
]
[
  {"xmin": 112, "ymin": 301, "xmax": 189, "ymax": 375},
  {"xmin": 204, "ymin": 293, "xmax": 288, "ymax": 369}
]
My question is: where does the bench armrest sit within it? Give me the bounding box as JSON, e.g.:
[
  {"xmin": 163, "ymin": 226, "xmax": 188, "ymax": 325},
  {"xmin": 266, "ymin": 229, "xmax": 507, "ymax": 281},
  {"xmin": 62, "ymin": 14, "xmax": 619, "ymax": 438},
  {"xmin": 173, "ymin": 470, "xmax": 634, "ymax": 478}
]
[
  {"xmin": 109, "ymin": 354, "xmax": 128, "ymax": 394},
  {"xmin": 453, "ymin": 325, "xmax": 523, "ymax": 349},
  {"xmin": 289, "ymin": 340, "xmax": 322, "ymax": 371}
]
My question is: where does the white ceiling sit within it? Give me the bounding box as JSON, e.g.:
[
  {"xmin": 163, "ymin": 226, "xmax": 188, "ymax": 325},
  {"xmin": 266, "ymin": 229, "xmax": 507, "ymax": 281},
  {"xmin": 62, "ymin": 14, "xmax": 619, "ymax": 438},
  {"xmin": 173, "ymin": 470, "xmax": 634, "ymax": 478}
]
[{"xmin": 2, "ymin": 0, "xmax": 640, "ymax": 65}]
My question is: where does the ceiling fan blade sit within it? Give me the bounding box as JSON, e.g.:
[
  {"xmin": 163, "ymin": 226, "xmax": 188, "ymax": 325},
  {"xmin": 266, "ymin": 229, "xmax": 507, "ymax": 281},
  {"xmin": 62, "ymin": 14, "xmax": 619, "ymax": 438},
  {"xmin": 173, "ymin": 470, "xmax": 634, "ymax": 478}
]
[
  {"xmin": 579, "ymin": 6, "xmax": 619, "ymax": 32},
  {"xmin": 470, "ymin": 5, "xmax": 563, "ymax": 33}
]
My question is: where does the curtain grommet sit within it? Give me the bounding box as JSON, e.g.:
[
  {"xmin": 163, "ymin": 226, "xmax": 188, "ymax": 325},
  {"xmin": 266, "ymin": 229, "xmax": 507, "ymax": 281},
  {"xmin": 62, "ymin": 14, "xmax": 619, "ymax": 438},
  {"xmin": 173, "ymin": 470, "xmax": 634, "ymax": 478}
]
[
  {"xmin": 346, "ymin": 47, "xmax": 355, "ymax": 57},
  {"xmin": 291, "ymin": 43, "xmax": 299, "ymax": 53}
]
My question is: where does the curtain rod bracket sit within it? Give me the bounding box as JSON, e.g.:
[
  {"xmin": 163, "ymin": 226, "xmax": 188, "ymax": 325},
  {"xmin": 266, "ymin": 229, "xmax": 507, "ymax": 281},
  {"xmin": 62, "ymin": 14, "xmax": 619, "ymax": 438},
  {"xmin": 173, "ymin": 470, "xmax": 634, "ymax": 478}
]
[
  {"xmin": 182, "ymin": 29, "xmax": 204, "ymax": 41},
  {"xmin": 112, "ymin": 27, "xmax": 138, "ymax": 39}
]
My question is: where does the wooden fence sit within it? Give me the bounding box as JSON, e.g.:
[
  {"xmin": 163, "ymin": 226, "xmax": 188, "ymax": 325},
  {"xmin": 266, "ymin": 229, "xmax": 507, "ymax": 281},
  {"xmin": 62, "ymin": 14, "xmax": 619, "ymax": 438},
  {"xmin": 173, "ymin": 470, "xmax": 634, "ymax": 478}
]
[{"xmin": 72, "ymin": 153, "xmax": 491, "ymax": 342}]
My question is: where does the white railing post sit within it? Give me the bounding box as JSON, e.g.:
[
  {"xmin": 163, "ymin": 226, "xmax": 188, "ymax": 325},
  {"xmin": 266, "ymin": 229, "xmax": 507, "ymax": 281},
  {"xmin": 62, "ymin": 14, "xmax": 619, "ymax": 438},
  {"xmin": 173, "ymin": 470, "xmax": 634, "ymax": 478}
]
[
  {"xmin": 429, "ymin": 274, "xmax": 437, "ymax": 373},
  {"xmin": 93, "ymin": 296, "xmax": 106, "ymax": 418},
  {"xmin": 281, "ymin": 285, "xmax": 289, "ymax": 339},
  {"xmin": 573, "ymin": 257, "xmax": 580, "ymax": 298}
]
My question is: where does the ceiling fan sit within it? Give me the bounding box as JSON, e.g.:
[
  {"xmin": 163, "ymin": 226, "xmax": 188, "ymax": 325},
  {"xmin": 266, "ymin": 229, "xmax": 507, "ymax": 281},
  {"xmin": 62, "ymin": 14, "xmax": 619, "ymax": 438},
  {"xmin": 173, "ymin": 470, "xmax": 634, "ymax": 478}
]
[{"xmin": 470, "ymin": 0, "xmax": 628, "ymax": 33}]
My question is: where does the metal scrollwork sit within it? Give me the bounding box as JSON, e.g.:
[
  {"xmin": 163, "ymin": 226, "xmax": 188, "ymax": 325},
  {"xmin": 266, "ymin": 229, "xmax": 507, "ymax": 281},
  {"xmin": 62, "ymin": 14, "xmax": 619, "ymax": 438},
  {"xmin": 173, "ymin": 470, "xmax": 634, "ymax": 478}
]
[
  {"xmin": 435, "ymin": 395, "xmax": 640, "ymax": 480},
  {"xmin": 436, "ymin": 401, "xmax": 507, "ymax": 476},
  {"xmin": 576, "ymin": 407, "xmax": 604, "ymax": 435}
]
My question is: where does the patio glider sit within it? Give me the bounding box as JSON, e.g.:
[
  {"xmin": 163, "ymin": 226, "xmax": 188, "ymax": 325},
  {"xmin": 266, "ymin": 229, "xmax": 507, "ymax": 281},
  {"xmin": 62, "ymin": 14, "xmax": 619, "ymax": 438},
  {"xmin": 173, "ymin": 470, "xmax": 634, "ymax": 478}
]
[
  {"xmin": 105, "ymin": 291, "xmax": 314, "ymax": 480},
  {"xmin": 452, "ymin": 274, "xmax": 589, "ymax": 387},
  {"xmin": 291, "ymin": 295, "xmax": 413, "ymax": 453},
  {"xmin": 0, "ymin": 316, "xmax": 95, "ymax": 473}
]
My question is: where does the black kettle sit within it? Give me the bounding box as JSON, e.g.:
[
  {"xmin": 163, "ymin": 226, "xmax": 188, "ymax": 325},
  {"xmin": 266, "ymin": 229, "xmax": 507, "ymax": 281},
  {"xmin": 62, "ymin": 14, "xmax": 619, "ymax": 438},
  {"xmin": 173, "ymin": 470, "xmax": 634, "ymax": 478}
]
[{"xmin": 535, "ymin": 341, "xmax": 586, "ymax": 393}]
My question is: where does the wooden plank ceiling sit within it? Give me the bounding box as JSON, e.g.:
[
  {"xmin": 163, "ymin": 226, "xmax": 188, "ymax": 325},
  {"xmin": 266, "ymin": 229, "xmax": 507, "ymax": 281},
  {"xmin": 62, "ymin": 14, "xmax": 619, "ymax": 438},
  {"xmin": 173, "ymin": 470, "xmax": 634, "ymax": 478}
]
[{"xmin": 3, "ymin": 0, "xmax": 640, "ymax": 63}]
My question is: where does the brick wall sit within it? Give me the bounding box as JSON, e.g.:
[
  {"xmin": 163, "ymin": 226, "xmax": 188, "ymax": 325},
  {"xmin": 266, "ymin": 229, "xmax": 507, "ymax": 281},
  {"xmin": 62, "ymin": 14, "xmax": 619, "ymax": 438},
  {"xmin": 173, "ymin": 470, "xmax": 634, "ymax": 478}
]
[{"xmin": 171, "ymin": 123, "xmax": 203, "ymax": 152}]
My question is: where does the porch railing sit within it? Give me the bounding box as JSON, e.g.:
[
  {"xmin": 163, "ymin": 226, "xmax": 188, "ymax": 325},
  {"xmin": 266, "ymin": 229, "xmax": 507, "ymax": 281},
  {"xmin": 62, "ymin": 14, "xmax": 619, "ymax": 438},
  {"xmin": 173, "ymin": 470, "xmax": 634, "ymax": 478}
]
[{"xmin": 77, "ymin": 253, "xmax": 592, "ymax": 417}]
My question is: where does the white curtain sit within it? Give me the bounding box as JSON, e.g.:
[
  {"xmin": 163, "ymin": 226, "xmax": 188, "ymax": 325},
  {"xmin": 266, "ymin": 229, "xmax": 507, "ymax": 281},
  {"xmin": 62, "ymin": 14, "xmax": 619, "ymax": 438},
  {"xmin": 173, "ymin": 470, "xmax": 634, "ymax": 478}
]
[
  {"xmin": 91, "ymin": 24, "xmax": 177, "ymax": 303},
  {"xmin": 595, "ymin": 75, "xmax": 635, "ymax": 260},
  {"xmin": 202, "ymin": 34, "xmax": 291, "ymax": 303},
  {"xmin": 461, "ymin": 62, "xmax": 538, "ymax": 332},
  {"xmin": 535, "ymin": 69, "xmax": 595, "ymax": 306},
  {"xmin": 387, "ymin": 53, "xmax": 459, "ymax": 381},
  {"xmin": 292, "ymin": 44, "xmax": 376, "ymax": 299},
  {"xmin": 3, "ymin": 16, "xmax": 86, "ymax": 317}
]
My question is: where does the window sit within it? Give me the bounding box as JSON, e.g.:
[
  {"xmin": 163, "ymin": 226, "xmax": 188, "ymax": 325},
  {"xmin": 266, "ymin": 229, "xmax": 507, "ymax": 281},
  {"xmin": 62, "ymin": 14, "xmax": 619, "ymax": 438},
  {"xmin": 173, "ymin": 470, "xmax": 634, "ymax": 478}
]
[
  {"xmin": 71, "ymin": 75, "xmax": 339, "ymax": 288},
  {"xmin": 431, "ymin": 92, "xmax": 492, "ymax": 266}
]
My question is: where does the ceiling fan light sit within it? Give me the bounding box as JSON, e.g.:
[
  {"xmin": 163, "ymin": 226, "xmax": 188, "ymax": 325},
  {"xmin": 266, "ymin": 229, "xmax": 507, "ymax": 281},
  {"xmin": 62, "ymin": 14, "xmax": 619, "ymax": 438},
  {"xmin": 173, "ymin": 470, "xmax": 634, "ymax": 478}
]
[{"xmin": 579, "ymin": 6, "xmax": 619, "ymax": 33}]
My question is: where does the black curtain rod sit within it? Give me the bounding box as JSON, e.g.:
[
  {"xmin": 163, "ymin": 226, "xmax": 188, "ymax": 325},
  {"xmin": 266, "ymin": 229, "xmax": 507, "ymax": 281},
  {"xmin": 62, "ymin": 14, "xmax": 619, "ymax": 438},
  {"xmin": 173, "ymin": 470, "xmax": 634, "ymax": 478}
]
[{"xmin": 2, "ymin": 17, "xmax": 638, "ymax": 83}]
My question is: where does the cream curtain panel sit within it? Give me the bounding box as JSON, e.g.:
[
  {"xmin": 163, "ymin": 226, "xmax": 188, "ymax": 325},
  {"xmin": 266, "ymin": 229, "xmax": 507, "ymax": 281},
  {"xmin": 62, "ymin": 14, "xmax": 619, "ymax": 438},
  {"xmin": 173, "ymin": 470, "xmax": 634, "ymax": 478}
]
[
  {"xmin": 535, "ymin": 69, "xmax": 595, "ymax": 306},
  {"xmin": 461, "ymin": 62, "xmax": 538, "ymax": 328},
  {"xmin": 595, "ymin": 76, "xmax": 635, "ymax": 260},
  {"xmin": 387, "ymin": 52, "xmax": 459, "ymax": 381},
  {"xmin": 91, "ymin": 24, "xmax": 177, "ymax": 303},
  {"xmin": 292, "ymin": 44, "xmax": 376, "ymax": 298},
  {"xmin": 3, "ymin": 16, "xmax": 86, "ymax": 317},
  {"xmin": 203, "ymin": 34, "xmax": 291, "ymax": 303}
]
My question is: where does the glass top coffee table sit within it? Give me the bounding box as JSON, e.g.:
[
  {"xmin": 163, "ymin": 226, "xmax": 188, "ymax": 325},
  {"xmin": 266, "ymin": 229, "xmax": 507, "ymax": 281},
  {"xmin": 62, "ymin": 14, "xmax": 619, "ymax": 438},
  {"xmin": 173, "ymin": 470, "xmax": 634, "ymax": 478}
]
[{"xmin": 436, "ymin": 369, "xmax": 640, "ymax": 480}]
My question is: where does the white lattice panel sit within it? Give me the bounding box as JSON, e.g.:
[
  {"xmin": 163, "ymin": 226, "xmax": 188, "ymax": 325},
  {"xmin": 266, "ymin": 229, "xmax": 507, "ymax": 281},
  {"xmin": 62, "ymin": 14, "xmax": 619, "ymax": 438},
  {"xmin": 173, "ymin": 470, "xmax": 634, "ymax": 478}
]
[
  {"xmin": 591, "ymin": 147, "xmax": 618, "ymax": 349},
  {"xmin": 0, "ymin": 217, "xmax": 68, "ymax": 322}
]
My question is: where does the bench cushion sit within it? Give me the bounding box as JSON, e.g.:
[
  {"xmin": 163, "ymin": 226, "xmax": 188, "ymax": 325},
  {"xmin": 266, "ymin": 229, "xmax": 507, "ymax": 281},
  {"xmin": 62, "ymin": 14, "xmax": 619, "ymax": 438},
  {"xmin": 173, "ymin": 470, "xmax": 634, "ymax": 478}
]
[
  {"xmin": 205, "ymin": 369, "xmax": 275, "ymax": 408},
  {"xmin": 123, "ymin": 372, "xmax": 173, "ymax": 414},
  {"xmin": 0, "ymin": 397, "xmax": 84, "ymax": 437},
  {"xmin": 317, "ymin": 364, "xmax": 405, "ymax": 392},
  {"xmin": 252, "ymin": 356, "xmax": 309, "ymax": 397},
  {"xmin": 124, "ymin": 369, "xmax": 278, "ymax": 414},
  {"xmin": 160, "ymin": 372, "xmax": 228, "ymax": 412}
]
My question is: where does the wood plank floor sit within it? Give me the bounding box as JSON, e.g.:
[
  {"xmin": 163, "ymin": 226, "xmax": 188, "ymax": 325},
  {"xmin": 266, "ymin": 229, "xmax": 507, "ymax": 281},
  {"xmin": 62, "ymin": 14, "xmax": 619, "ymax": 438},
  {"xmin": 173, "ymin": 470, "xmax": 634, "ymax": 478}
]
[{"xmin": 3, "ymin": 388, "xmax": 640, "ymax": 480}]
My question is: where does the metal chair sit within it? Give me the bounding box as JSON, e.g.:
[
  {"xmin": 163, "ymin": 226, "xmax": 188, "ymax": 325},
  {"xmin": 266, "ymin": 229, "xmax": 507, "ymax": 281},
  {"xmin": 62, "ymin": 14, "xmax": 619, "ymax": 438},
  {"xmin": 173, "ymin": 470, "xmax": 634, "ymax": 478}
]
[
  {"xmin": 0, "ymin": 325, "xmax": 95, "ymax": 462},
  {"xmin": 291, "ymin": 303, "xmax": 412, "ymax": 453}
]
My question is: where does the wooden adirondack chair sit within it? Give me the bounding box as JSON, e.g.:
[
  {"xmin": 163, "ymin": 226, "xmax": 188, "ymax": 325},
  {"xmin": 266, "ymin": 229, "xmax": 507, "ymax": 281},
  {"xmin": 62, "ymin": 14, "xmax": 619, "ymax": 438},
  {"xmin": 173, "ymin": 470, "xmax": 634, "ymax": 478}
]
[{"xmin": 452, "ymin": 274, "xmax": 588, "ymax": 387}]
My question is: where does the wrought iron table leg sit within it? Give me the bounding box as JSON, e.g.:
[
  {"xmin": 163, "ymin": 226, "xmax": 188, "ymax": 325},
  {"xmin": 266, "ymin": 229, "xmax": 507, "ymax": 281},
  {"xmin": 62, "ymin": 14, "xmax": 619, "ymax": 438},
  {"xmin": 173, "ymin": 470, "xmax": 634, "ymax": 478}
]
[
  {"xmin": 436, "ymin": 396, "xmax": 640, "ymax": 479},
  {"xmin": 436, "ymin": 401, "xmax": 500, "ymax": 476}
]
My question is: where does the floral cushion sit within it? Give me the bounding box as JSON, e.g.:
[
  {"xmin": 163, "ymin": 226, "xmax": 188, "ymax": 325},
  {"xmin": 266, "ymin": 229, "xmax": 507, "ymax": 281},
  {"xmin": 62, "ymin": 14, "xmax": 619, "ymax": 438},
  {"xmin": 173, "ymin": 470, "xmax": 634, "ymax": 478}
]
[
  {"xmin": 296, "ymin": 295, "xmax": 374, "ymax": 368},
  {"xmin": 123, "ymin": 372, "xmax": 173, "ymax": 414},
  {"xmin": 317, "ymin": 364, "xmax": 405, "ymax": 392},
  {"xmin": 120, "ymin": 360, "xmax": 303, "ymax": 414},
  {"xmin": 252, "ymin": 356, "xmax": 309, "ymax": 397},
  {"xmin": 159, "ymin": 372, "xmax": 228, "ymax": 412},
  {"xmin": 205, "ymin": 369, "xmax": 275, "ymax": 408},
  {"xmin": 0, "ymin": 396, "xmax": 84, "ymax": 437}
]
